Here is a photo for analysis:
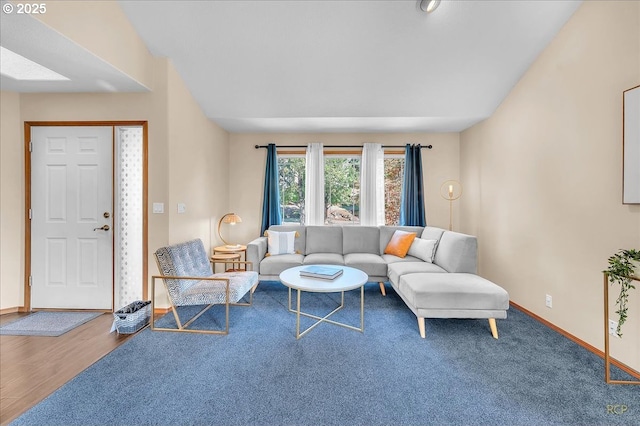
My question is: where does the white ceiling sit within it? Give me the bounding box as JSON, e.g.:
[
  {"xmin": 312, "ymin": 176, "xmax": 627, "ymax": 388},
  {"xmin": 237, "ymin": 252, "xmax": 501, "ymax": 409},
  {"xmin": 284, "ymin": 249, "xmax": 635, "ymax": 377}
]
[{"xmin": 1, "ymin": 0, "xmax": 583, "ymax": 133}]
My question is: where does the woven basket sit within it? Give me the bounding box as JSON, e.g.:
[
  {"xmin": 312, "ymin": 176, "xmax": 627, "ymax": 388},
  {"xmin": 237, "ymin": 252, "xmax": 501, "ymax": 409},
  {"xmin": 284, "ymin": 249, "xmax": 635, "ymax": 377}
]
[{"xmin": 112, "ymin": 300, "xmax": 151, "ymax": 334}]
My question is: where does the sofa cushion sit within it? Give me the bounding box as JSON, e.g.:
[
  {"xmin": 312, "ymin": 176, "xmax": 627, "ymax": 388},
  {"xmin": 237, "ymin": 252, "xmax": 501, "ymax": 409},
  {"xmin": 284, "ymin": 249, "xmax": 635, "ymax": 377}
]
[
  {"xmin": 433, "ymin": 231, "xmax": 478, "ymax": 273},
  {"xmin": 180, "ymin": 271, "xmax": 259, "ymax": 305},
  {"xmin": 387, "ymin": 261, "xmax": 446, "ymax": 284},
  {"xmin": 266, "ymin": 230, "xmax": 297, "ymax": 255},
  {"xmin": 306, "ymin": 226, "xmax": 343, "ymax": 254},
  {"xmin": 303, "ymin": 253, "xmax": 345, "ymax": 265},
  {"xmin": 407, "ymin": 238, "xmax": 437, "ymax": 263},
  {"xmin": 382, "ymin": 254, "xmax": 422, "ymax": 264},
  {"xmin": 344, "ymin": 253, "xmax": 387, "ymax": 277},
  {"xmin": 384, "ymin": 230, "xmax": 417, "ymax": 257},
  {"xmin": 343, "ymin": 226, "xmax": 380, "ymax": 255},
  {"xmin": 421, "ymin": 226, "xmax": 445, "ymax": 242},
  {"xmin": 268, "ymin": 225, "xmax": 306, "ymax": 255},
  {"xmin": 398, "ymin": 273, "xmax": 509, "ymax": 312},
  {"xmin": 260, "ymin": 253, "xmax": 304, "ymax": 276},
  {"xmin": 379, "ymin": 226, "xmax": 424, "ymax": 255}
]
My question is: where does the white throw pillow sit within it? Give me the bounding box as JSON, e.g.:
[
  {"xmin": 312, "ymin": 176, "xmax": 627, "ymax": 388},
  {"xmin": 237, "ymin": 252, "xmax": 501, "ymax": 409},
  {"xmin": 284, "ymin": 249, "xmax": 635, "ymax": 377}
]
[
  {"xmin": 267, "ymin": 230, "xmax": 296, "ymax": 255},
  {"xmin": 407, "ymin": 238, "xmax": 438, "ymax": 263}
]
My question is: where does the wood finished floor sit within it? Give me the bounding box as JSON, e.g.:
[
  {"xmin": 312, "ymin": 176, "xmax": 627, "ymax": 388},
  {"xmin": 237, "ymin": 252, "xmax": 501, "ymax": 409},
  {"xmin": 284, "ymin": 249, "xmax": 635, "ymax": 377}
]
[{"xmin": 0, "ymin": 313, "xmax": 133, "ymax": 425}]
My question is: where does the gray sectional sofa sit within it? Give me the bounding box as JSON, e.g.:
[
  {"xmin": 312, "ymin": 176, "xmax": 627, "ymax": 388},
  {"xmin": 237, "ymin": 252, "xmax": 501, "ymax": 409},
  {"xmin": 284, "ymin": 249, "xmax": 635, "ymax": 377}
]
[{"xmin": 247, "ymin": 225, "xmax": 509, "ymax": 339}]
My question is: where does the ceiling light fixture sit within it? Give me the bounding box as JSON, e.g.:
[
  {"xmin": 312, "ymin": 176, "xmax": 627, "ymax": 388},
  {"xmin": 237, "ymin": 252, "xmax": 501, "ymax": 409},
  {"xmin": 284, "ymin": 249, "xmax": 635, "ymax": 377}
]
[
  {"xmin": 419, "ymin": 0, "xmax": 441, "ymax": 13},
  {"xmin": 0, "ymin": 46, "xmax": 69, "ymax": 81}
]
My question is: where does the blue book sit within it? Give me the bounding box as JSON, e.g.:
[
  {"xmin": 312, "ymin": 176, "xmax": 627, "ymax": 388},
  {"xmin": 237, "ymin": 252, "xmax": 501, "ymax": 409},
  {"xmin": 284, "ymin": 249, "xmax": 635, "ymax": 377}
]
[{"xmin": 299, "ymin": 266, "xmax": 344, "ymax": 280}]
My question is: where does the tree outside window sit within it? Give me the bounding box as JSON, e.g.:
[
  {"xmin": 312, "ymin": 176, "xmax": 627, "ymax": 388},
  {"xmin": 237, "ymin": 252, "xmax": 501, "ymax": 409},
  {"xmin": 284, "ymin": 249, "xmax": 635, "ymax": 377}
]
[
  {"xmin": 278, "ymin": 157, "xmax": 305, "ymax": 224},
  {"xmin": 325, "ymin": 157, "xmax": 360, "ymax": 225},
  {"xmin": 384, "ymin": 157, "xmax": 404, "ymax": 226}
]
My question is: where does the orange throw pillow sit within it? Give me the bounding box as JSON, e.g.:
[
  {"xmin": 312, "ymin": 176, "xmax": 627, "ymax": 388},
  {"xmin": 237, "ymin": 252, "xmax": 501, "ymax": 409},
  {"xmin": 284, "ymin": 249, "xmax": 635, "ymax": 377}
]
[{"xmin": 384, "ymin": 230, "xmax": 417, "ymax": 258}]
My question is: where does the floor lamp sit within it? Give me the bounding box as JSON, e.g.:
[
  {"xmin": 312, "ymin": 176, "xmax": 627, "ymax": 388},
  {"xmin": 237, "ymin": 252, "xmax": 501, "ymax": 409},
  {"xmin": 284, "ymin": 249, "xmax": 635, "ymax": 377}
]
[{"xmin": 440, "ymin": 180, "xmax": 462, "ymax": 231}]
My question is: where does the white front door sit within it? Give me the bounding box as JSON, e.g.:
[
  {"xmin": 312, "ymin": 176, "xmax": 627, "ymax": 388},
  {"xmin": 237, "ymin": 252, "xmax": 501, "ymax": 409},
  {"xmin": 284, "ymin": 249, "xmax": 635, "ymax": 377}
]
[{"xmin": 31, "ymin": 126, "xmax": 113, "ymax": 309}]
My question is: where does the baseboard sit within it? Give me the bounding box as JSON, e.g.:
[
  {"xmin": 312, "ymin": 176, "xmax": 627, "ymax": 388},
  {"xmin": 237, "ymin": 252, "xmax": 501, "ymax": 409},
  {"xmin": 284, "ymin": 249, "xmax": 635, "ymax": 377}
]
[
  {"xmin": 2, "ymin": 305, "xmax": 171, "ymax": 316},
  {"xmin": 510, "ymin": 301, "xmax": 640, "ymax": 380}
]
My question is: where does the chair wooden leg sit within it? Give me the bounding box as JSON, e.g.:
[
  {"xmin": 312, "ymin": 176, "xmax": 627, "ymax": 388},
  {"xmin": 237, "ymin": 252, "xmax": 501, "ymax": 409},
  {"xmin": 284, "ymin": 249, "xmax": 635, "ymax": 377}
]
[
  {"xmin": 489, "ymin": 318, "xmax": 498, "ymax": 339},
  {"xmin": 379, "ymin": 282, "xmax": 386, "ymax": 296},
  {"xmin": 418, "ymin": 317, "xmax": 426, "ymax": 338}
]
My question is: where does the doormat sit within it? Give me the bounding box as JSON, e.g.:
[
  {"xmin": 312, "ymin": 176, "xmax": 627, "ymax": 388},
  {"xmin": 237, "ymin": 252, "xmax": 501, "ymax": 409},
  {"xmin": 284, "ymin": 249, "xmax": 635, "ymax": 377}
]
[{"xmin": 0, "ymin": 311, "xmax": 102, "ymax": 337}]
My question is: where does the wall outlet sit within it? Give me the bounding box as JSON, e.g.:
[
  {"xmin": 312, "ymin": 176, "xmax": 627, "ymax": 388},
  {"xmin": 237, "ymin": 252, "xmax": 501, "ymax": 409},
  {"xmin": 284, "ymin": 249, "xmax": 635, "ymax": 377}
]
[
  {"xmin": 177, "ymin": 203, "xmax": 186, "ymax": 214},
  {"xmin": 545, "ymin": 294, "xmax": 552, "ymax": 308},
  {"xmin": 608, "ymin": 319, "xmax": 620, "ymax": 338}
]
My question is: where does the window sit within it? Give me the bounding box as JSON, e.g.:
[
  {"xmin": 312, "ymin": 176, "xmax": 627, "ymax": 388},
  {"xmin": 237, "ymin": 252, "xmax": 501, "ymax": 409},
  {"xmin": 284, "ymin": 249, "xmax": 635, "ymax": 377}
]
[
  {"xmin": 384, "ymin": 157, "xmax": 404, "ymax": 226},
  {"xmin": 278, "ymin": 156, "xmax": 305, "ymax": 224},
  {"xmin": 325, "ymin": 156, "xmax": 360, "ymax": 225},
  {"xmin": 278, "ymin": 151, "xmax": 404, "ymax": 226}
]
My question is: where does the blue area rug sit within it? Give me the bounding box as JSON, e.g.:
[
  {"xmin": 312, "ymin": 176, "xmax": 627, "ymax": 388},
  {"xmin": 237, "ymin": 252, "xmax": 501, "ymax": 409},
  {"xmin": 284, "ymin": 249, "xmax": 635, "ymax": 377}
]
[
  {"xmin": 0, "ymin": 311, "xmax": 102, "ymax": 337},
  {"xmin": 10, "ymin": 281, "xmax": 639, "ymax": 425}
]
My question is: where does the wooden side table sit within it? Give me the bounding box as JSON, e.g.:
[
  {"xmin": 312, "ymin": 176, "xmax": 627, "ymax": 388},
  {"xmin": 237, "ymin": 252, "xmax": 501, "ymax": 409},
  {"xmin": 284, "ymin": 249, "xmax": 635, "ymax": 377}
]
[
  {"xmin": 213, "ymin": 245, "xmax": 247, "ymax": 271},
  {"xmin": 213, "ymin": 244, "xmax": 247, "ymax": 255},
  {"xmin": 211, "ymin": 253, "xmax": 241, "ymax": 273}
]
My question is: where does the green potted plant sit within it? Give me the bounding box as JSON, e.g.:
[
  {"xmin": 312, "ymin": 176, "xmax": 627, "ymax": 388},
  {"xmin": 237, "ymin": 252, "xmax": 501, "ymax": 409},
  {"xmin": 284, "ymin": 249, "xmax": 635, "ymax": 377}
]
[{"xmin": 604, "ymin": 249, "xmax": 640, "ymax": 336}]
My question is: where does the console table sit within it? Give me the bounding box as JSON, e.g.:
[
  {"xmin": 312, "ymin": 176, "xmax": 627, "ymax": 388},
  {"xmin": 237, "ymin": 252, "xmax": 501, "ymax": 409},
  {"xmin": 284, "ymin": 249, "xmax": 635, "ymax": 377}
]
[{"xmin": 603, "ymin": 272, "xmax": 640, "ymax": 384}]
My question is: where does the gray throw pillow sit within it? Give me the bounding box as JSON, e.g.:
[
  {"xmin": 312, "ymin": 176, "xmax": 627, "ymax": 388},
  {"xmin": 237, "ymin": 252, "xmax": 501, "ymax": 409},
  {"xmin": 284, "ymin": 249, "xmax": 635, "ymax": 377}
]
[
  {"xmin": 266, "ymin": 230, "xmax": 296, "ymax": 255},
  {"xmin": 407, "ymin": 238, "xmax": 438, "ymax": 263}
]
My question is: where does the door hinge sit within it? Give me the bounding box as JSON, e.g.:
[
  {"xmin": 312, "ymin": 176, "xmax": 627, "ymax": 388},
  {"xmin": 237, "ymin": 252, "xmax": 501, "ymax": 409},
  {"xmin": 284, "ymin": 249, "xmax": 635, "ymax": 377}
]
[
  {"xmin": 29, "ymin": 208, "xmax": 32, "ymax": 220},
  {"xmin": 29, "ymin": 276, "xmax": 32, "ymax": 287},
  {"xmin": 29, "ymin": 141, "xmax": 32, "ymax": 152}
]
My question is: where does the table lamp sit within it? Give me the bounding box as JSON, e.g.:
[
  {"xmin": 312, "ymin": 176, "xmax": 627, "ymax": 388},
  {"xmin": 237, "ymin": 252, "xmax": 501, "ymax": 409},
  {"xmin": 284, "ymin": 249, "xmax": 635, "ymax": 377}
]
[{"xmin": 217, "ymin": 213, "xmax": 242, "ymax": 248}]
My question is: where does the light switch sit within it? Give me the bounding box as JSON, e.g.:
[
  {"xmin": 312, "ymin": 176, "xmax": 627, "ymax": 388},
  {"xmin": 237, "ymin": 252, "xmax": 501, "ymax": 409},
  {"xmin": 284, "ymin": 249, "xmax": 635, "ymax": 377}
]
[
  {"xmin": 177, "ymin": 203, "xmax": 186, "ymax": 214},
  {"xmin": 152, "ymin": 202, "xmax": 164, "ymax": 214}
]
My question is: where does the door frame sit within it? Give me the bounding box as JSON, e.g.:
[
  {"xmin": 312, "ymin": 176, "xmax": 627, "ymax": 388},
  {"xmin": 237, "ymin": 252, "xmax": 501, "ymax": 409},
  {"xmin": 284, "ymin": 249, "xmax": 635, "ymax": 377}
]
[{"xmin": 24, "ymin": 121, "xmax": 148, "ymax": 312}]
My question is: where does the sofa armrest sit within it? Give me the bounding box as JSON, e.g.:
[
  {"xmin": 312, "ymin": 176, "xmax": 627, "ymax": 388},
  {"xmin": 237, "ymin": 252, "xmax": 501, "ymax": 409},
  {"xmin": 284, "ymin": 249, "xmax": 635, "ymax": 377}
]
[
  {"xmin": 247, "ymin": 237, "xmax": 267, "ymax": 273},
  {"xmin": 433, "ymin": 231, "xmax": 477, "ymax": 273}
]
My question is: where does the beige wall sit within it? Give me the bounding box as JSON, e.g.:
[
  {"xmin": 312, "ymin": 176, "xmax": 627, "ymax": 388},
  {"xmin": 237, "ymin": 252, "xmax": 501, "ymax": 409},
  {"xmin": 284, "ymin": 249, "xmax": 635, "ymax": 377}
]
[
  {"xmin": 460, "ymin": 1, "xmax": 640, "ymax": 370},
  {"xmin": 228, "ymin": 133, "xmax": 460, "ymax": 246},
  {"xmin": 166, "ymin": 63, "xmax": 230, "ymax": 248},
  {"xmin": 0, "ymin": 58, "xmax": 230, "ymax": 310},
  {"xmin": 0, "ymin": 91, "xmax": 24, "ymax": 309}
]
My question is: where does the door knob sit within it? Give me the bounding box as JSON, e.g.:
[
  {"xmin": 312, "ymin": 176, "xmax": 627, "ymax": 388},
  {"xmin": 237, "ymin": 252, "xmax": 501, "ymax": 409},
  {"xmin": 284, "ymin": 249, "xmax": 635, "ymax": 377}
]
[{"xmin": 93, "ymin": 225, "xmax": 110, "ymax": 231}]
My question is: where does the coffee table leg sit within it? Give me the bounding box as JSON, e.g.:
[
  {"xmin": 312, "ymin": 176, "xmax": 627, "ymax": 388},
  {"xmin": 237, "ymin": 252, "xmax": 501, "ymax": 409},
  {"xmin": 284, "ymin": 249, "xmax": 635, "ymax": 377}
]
[
  {"xmin": 296, "ymin": 289, "xmax": 301, "ymax": 339},
  {"xmin": 290, "ymin": 286, "xmax": 365, "ymax": 338},
  {"xmin": 360, "ymin": 285, "xmax": 364, "ymax": 332}
]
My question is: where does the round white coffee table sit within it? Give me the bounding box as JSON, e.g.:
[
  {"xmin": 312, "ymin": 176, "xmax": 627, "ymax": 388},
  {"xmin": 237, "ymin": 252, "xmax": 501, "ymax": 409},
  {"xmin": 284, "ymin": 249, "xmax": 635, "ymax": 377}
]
[{"xmin": 279, "ymin": 265, "xmax": 368, "ymax": 339}]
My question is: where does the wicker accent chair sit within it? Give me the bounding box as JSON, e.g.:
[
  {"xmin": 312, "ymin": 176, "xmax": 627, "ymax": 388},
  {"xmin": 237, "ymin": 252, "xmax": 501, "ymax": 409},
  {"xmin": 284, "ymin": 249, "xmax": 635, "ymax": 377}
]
[{"xmin": 152, "ymin": 238, "xmax": 259, "ymax": 334}]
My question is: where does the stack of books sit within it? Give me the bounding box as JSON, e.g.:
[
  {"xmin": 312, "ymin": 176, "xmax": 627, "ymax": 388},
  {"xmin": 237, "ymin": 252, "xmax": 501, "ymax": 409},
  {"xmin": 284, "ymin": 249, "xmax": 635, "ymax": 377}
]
[{"xmin": 299, "ymin": 265, "xmax": 344, "ymax": 280}]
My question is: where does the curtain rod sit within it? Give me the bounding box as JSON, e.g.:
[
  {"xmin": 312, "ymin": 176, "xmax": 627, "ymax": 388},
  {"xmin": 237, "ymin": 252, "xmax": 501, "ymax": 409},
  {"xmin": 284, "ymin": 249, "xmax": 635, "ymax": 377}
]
[{"xmin": 254, "ymin": 144, "xmax": 433, "ymax": 149}]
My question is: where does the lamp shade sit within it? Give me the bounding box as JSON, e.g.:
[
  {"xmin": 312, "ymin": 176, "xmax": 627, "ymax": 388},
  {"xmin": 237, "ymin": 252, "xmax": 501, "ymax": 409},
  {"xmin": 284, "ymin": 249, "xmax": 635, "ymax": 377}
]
[
  {"xmin": 222, "ymin": 213, "xmax": 242, "ymax": 225},
  {"xmin": 218, "ymin": 213, "xmax": 242, "ymax": 246}
]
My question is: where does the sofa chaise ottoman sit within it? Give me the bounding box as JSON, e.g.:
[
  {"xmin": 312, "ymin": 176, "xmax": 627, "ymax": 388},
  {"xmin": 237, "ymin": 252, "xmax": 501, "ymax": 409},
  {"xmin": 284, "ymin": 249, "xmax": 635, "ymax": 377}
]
[{"xmin": 392, "ymin": 272, "xmax": 509, "ymax": 338}]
